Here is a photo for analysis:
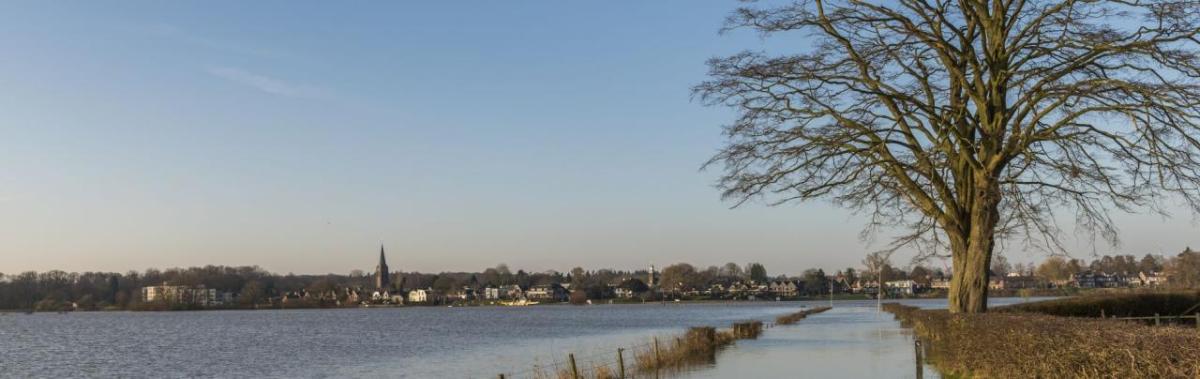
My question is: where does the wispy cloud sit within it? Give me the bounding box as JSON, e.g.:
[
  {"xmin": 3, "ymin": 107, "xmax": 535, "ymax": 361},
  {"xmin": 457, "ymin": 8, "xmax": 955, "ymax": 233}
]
[{"xmin": 207, "ymin": 67, "xmax": 325, "ymax": 99}]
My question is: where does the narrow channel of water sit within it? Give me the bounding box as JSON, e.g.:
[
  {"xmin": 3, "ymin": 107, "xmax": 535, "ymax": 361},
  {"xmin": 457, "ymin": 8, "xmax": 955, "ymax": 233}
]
[{"xmin": 682, "ymin": 297, "xmax": 1052, "ymax": 379}]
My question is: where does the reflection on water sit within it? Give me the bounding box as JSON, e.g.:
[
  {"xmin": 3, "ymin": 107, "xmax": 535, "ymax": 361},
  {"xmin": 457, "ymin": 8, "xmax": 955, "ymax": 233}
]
[
  {"xmin": 682, "ymin": 297, "xmax": 1050, "ymax": 379},
  {"xmin": 0, "ymin": 302, "xmax": 801, "ymax": 378}
]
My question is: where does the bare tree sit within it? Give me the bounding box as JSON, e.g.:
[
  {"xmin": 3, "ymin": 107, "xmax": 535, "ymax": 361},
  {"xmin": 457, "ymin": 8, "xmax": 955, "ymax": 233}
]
[
  {"xmin": 863, "ymin": 251, "xmax": 894, "ymax": 310},
  {"xmin": 698, "ymin": 0, "xmax": 1200, "ymax": 312}
]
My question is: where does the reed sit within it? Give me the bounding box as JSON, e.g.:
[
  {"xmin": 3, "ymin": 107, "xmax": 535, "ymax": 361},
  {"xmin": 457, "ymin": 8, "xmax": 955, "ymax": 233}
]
[
  {"xmin": 775, "ymin": 306, "xmax": 832, "ymax": 325},
  {"xmin": 883, "ymin": 303, "xmax": 1200, "ymax": 378}
]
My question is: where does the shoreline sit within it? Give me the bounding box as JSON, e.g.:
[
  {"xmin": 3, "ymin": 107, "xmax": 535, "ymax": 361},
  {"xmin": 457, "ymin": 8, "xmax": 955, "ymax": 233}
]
[{"xmin": 0, "ymin": 294, "xmax": 1056, "ymax": 314}]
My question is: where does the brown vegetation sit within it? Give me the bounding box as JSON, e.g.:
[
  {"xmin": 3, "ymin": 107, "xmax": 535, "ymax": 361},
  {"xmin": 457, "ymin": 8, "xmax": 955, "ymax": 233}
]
[
  {"xmin": 775, "ymin": 306, "xmax": 831, "ymax": 325},
  {"xmin": 1001, "ymin": 290, "xmax": 1200, "ymax": 318},
  {"xmin": 884, "ymin": 303, "xmax": 1200, "ymax": 378}
]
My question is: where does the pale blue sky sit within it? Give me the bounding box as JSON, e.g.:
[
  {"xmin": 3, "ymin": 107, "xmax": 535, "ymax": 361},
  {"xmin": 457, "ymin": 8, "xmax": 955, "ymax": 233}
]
[{"xmin": 0, "ymin": 2, "xmax": 1195, "ymax": 275}]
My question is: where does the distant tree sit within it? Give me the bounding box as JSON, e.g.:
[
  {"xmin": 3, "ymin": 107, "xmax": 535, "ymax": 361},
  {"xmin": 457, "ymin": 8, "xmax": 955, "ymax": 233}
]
[
  {"xmin": 1167, "ymin": 248, "xmax": 1200, "ymax": 288},
  {"xmin": 1139, "ymin": 254, "xmax": 1164, "ymax": 273},
  {"xmin": 494, "ymin": 264, "xmax": 512, "ymax": 276},
  {"xmin": 863, "ymin": 252, "xmax": 893, "ymax": 282},
  {"xmin": 239, "ymin": 281, "xmax": 266, "ymax": 305},
  {"xmin": 1035, "ymin": 257, "xmax": 1072, "ymax": 284},
  {"xmin": 619, "ymin": 278, "xmax": 649, "ymax": 294},
  {"xmin": 720, "ymin": 262, "xmax": 744, "ymax": 278},
  {"xmin": 660, "ymin": 263, "xmax": 698, "ymax": 291},
  {"xmin": 1067, "ymin": 259, "xmax": 1086, "ymax": 274},
  {"xmin": 990, "ymin": 256, "xmax": 1011, "ymax": 277},
  {"xmin": 431, "ymin": 275, "xmax": 458, "ymax": 292},
  {"xmin": 747, "ymin": 263, "xmax": 768, "ymax": 283},
  {"xmin": 909, "ymin": 266, "xmax": 932, "ymax": 286},
  {"xmin": 515, "ymin": 270, "xmax": 530, "ymax": 288},
  {"xmin": 569, "ymin": 267, "xmax": 586, "ymax": 287},
  {"xmin": 802, "ymin": 269, "xmax": 828, "ymax": 296},
  {"xmin": 843, "ymin": 268, "xmax": 857, "ymax": 284}
]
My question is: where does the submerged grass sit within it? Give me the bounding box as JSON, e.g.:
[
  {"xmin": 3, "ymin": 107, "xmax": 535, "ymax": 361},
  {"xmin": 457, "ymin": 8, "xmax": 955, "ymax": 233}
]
[
  {"xmin": 884, "ymin": 302, "xmax": 1200, "ymax": 378},
  {"xmin": 632, "ymin": 323, "xmax": 754, "ymax": 374},
  {"xmin": 528, "ymin": 305, "xmax": 832, "ymax": 378},
  {"xmin": 775, "ymin": 306, "xmax": 832, "ymax": 325}
]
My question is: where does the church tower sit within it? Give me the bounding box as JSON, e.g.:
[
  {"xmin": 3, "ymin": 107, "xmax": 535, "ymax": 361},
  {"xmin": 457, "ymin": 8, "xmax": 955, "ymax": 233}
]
[{"xmin": 375, "ymin": 245, "xmax": 391, "ymax": 290}]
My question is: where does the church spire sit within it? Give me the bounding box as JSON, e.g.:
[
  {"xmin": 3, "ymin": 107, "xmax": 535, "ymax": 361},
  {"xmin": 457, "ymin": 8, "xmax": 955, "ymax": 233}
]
[{"xmin": 375, "ymin": 245, "xmax": 391, "ymax": 290}]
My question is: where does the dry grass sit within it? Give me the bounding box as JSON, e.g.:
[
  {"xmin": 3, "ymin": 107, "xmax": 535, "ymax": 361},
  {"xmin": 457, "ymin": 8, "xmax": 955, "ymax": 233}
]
[
  {"xmin": 631, "ymin": 321, "xmax": 765, "ymax": 375},
  {"xmin": 526, "ymin": 312, "xmax": 798, "ymax": 378},
  {"xmin": 884, "ymin": 303, "xmax": 1200, "ymax": 378},
  {"xmin": 775, "ymin": 306, "xmax": 832, "ymax": 325}
]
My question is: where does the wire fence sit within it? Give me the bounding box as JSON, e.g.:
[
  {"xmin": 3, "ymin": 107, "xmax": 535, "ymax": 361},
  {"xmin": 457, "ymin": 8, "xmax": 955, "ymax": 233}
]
[{"xmin": 492, "ymin": 306, "xmax": 831, "ymax": 379}]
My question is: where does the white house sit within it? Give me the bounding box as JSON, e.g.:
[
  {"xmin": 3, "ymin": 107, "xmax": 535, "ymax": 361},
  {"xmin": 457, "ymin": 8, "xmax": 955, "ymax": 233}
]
[
  {"xmin": 141, "ymin": 283, "xmax": 219, "ymax": 306},
  {"xmin": 483, "ymin": 287, "xmax": 501, "ymax": 300},
  {"xmin": 885, "ymin": 280, "xmax": 918, "ymax": 296},
  {"xmin": 407, "ymin": 288, "xmax": 434, "ymax": 303}
]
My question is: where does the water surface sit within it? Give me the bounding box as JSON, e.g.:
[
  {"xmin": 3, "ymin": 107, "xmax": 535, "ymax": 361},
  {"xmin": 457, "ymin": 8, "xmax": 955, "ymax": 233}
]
[{"xmin": 0, "ymin": 297, "xmax": 1048, "ymax": 378}]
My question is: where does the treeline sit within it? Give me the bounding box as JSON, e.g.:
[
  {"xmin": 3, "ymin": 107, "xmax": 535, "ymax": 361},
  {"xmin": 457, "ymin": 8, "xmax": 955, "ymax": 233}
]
[
  {"xmin": 0, "ymin": 264, "xmax": 643, "ymax": 311},
  {"xmin": 1028, "ymin": 248, "xmax": 1200, "ymax": 287},
  {"xmin": 0, "ymin": 261, "xmax": 782, "ymax": 311}
]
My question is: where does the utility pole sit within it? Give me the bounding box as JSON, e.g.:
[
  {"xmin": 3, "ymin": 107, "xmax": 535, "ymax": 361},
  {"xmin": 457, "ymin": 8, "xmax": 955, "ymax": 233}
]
[
  {"xmin": 877, "ymin": 265, "xmax": 883, "ymax": 312},
  {"xmin": 829, "ymin": 282, "xmax": 834, "ymax": 308}
]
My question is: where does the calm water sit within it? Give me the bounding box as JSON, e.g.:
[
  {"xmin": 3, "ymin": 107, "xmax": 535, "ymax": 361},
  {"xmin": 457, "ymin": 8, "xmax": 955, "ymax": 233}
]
[{"xmin": 0, "ymin": 298, "xmax": 1045, "ymax": 378}]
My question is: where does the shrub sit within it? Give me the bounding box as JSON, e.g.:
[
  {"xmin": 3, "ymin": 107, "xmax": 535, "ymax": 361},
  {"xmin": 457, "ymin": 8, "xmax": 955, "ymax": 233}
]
[{"xmin": 569, "ymin": 290, "xmax": 588, "ymax": 305}]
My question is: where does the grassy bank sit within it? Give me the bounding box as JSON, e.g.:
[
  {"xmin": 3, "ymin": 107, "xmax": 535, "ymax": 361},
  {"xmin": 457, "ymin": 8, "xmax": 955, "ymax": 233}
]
[
  {"xmin": 884, "ymin": 303, "xmax": 1200, "ymax": 378},
  {"xmin": 1000, "ymin": 290, "xmax": 1200, "ymax": 318}
]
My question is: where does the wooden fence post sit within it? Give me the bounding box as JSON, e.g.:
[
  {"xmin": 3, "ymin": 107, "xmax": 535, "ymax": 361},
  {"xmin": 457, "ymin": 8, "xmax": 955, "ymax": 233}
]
[
  {"xmin": 617, "ymin": 347, "xmax": 626, "ymax": 379},
  {"xmin": 1195, "ymin": 312, "xmax": 1199, "ymax": 330},
  {"xmin": 914, "ymin": 339, "xmax": 924, "ymax": 379},
  {"xmin": 1100, "ymin": 309, "xmax": 1105, "ymax": 318},
  {"xmin": 568, "ymin": 353, "xmax": 579, "ymax": 379},
  {"xmin": 1155, "ymin": 313, "xmax": 1161, "ymax": 326}
]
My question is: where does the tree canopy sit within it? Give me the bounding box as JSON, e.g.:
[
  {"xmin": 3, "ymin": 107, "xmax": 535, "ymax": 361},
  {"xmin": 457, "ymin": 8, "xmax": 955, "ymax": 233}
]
[{"xmin": 699, "ymin": 0, "xmax": 1200, "ymax": 312}]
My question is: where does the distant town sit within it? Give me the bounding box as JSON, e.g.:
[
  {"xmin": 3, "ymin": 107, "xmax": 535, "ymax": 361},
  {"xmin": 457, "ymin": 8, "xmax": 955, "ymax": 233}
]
[{"xmin": 2, "ymin": 245, "xmax": 1198, "ymax": 312}]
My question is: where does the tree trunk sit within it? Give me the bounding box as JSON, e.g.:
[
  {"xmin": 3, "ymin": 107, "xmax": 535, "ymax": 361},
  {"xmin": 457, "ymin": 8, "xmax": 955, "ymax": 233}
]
[{"xmin": 948, "ymin": 177, "xmax": 1001, "ymax": 313}]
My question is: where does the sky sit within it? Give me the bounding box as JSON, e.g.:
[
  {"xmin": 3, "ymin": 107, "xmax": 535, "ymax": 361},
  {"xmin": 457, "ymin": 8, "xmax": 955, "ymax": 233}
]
[{"xmin": 1, "ymin": 1, "xmax": 1197, "ymax": 276}]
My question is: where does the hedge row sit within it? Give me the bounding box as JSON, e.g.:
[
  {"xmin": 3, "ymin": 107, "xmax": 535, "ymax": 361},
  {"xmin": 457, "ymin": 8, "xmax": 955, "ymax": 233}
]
[
  {"xmin": 883, "ymin": 303, "xmax": 1200, "ymax": 378},
  {"xmin": 999, "ymin": 290, "xmax": 1200, "ymax": 318}
]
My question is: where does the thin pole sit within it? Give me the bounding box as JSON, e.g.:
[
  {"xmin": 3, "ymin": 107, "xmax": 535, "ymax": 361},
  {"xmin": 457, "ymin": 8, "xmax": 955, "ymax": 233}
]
[
  {"xmin": 568, "ymin": 353, "xmax": 579, "ymax": 379},
  {"xmin": 617, "ymin": 348, "xmax": 626, "ymax": 379},
  {"xmin": 877, "ymin": 265, "xmax": 883, "ymax": 312},
  {"xmin": 914, "ymin": 339, "xmax": 924, "ymax": 379}
]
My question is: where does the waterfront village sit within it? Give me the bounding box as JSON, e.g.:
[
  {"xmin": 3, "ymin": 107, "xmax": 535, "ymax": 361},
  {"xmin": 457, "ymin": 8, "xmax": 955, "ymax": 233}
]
[{"xmin": 134, "ymin": 246, "xmax": 1180, "ymax": 309}]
